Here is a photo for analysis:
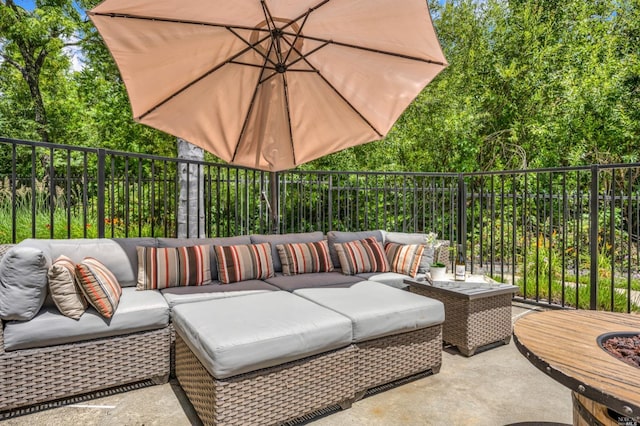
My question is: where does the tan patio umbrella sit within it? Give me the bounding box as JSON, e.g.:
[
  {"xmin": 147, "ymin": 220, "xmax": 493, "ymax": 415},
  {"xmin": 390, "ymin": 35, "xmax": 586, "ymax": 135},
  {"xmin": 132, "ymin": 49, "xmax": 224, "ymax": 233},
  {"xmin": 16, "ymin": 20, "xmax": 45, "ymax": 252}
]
[{"xmin": 89, "ymin": 0, "xmax": 447, "ymax": 171}]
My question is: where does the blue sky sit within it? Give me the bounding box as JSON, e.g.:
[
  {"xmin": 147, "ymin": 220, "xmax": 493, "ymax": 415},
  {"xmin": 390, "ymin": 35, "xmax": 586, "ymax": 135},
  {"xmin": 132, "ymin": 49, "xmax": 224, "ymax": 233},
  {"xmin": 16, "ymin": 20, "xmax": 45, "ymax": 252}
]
[{"xmin": 14, "ymin": 0, "xmax": 36, "ymax": 9}]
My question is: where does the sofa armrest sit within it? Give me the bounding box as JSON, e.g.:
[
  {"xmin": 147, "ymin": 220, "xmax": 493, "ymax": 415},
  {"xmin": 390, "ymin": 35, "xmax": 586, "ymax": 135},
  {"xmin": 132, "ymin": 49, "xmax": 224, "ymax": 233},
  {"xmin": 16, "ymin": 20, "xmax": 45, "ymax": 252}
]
[{"xmin": 0, "ymin": 244, "xmax": 13, "ymax": 356}]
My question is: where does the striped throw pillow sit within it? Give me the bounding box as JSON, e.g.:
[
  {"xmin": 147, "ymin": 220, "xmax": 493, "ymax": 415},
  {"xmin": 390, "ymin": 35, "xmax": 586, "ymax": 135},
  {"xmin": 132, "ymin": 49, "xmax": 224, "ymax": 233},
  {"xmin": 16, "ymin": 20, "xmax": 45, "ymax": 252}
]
[
  {"xmin": 48, "ymin": 255, "xmax": 87, "ymax": 320},
  {"xmin": 136, "ymin": 245, "xmax": 212, "ymax": 290},
  {"xmin": 385, "ymin": 243, "xmax": 425, "ymax": 278},
  {"xmin": 334, "ymin": 237, "xmax": 390, "ymax": 275},
  {"xmin": 75, "ymin": 257, "xmax": 122, "ymax": 319},
  {"xmin": 276, "ymin": 240, "xmax": 334, "ymax": 275},
  {"xmin": 214, "ymin": 242, "xmax": 274, "ymax": 284}
]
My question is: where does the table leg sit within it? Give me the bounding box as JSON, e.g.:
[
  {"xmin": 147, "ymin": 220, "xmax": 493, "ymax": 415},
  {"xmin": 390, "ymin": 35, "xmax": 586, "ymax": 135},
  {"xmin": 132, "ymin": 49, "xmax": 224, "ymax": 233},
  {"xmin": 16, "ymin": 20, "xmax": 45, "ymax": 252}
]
[
  {"xmin": 572, "ymin": 391, "xmax": 635, "ymax": 426},
  {"xmin": 459, "ymin": 346, "xmax": 476, "ymax": 357}
]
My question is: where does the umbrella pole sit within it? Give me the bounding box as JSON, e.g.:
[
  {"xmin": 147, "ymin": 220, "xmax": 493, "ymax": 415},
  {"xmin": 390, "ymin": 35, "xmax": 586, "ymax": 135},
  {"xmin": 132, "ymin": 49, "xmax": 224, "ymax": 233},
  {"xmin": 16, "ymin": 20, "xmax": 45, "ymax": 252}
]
[{"xmin": 270, "ymin": 171, "xmax": 280, "ymax": 234}]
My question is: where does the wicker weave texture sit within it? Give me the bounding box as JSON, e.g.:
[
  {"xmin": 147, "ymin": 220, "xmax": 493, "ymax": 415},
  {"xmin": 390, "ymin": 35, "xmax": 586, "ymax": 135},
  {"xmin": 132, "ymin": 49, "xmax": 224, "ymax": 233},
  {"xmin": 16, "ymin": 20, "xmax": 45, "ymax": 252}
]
[
  {"xmin": 355, "ymin": 325, "xmax": 442, "ymax": 392},
  {"xmin": 176, "ymin": 335, "xmax": 356, "ymax": 426},
  {"xmin": 412, "ymin": 286, "xmax": 512, "ymax": 355},
  {"xmin": 0, "ymin": 320, "xmax": 4, "ymax": 356},
  {"xmin": 0, "ymin": 327, "xmax": 171, "ymax": 412},
  {"xmin": 435, "ymin": 241, "xmax": 450, "ymax": 267},
  {"xmin": 0, "ymin": 244, "xmax": 14, "ymax": 261}
]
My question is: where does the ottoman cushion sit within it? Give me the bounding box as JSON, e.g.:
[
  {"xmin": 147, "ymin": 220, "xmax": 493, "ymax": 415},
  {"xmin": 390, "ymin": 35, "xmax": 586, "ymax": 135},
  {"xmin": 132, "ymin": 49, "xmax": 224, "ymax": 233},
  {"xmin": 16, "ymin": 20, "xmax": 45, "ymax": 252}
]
[
  {"xmin": 172, "ymin": 291, "xmax": 353, "ymax": 379},
  {"xmin": 161, "ymin": 279, "xmax": 279, "ymax": 308},
  {"xmin": 265, "ymin": 272, "xmax": 362, "ymax": 291},
  {"xmin": 294, "ymin": 282, "xmax": 444, "ymax": 342},
  {"xmin": 357, "ymin": 271, "xmax": 420, "ymax": 289}
]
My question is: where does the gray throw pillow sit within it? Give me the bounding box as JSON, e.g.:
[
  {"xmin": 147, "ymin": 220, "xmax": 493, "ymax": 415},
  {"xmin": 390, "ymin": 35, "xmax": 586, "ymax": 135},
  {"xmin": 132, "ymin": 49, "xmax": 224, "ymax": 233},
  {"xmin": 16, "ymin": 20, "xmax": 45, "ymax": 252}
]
[{"xmin": 0, "ymin": 246, "xmax": 51, "ymax": 321}]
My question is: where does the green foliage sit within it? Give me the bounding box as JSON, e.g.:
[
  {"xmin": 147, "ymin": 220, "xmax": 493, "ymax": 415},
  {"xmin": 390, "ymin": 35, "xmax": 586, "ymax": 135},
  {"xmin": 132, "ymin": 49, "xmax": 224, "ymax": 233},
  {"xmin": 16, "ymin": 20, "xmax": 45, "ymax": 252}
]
[
  {"xmin": 308, "ymin": 0, "xmax": 640, "ymax": 172},
  {"xmin": 0, "ymin": 0, "xmax": 175, "ymax": 155},
  {"xmin": 1, "ymin": 0, "xmax": 640, "ymax": 172}
]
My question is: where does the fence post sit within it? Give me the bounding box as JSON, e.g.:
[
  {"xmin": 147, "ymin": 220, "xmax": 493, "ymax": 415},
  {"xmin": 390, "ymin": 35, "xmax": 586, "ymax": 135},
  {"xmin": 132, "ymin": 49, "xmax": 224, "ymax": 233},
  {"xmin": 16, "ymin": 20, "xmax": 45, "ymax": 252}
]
[
  {"xmin": 328, "ymin": 174, "xmax": 333, "ymax": 232},
  {"xmin": 97, "ymin": 149, "xmax": 106, "ymax": 238},
  {"xmin": 457, "ymin": 174, "xmax": 467, "ymax": 248},
  {"xmin": 270, "ymin": 171, "xmax": 280, "ymax": 234},
  {"xmin": 589, "ymin": 165, "xmax": 599, "ymax": 310}
]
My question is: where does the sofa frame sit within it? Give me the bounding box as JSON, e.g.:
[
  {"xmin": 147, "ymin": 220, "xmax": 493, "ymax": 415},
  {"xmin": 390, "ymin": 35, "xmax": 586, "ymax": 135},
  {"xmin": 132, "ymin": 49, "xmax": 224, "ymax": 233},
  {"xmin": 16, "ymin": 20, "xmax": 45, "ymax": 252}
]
[
  {"xmin": 0, "ymin": 317, "xmax": 171, "ymax": 413},
  {"xmin": 175, "ymin": 324, "xmax": 442, "ymax": 425},
  {"xmin": 0, "ymin": 235, "xmax": 450, "ymax": 423}
]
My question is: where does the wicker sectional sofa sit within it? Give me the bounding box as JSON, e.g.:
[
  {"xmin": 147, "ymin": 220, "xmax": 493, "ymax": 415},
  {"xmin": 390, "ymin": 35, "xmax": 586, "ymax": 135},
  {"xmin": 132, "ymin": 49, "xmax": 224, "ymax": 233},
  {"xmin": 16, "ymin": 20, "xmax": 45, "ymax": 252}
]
[{"xmin": 0, "ymin": 230, "xmax": 449, "ymax": 424}]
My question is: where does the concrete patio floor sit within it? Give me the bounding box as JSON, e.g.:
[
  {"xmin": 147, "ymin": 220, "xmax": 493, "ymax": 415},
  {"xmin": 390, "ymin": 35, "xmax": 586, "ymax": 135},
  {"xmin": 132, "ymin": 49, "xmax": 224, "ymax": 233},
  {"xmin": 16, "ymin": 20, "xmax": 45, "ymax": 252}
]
[{"xmin": 2, "ymin": 304, "xmax": 574, "ymax": 426}]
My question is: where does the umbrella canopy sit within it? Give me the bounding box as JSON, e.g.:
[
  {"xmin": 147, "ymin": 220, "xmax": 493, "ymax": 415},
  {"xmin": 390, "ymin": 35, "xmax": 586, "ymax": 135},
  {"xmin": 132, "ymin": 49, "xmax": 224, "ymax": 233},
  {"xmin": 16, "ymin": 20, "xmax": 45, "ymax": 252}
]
[{"xmin": 89, "ymin": 0, "xmax": 447, "ymax": 171}]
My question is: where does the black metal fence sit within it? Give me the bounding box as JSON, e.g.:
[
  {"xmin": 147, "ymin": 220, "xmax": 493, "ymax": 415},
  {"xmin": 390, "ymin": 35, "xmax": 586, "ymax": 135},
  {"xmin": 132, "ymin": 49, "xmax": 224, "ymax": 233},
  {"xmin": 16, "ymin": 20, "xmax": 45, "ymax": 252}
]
[{"xmin": 1, "ymin": 137, "xmax": 639, "ymax": 313}]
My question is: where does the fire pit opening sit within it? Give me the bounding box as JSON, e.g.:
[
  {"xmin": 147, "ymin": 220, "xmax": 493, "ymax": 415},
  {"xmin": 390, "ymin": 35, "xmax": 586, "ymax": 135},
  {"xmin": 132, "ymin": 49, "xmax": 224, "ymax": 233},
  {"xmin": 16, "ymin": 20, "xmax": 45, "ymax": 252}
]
[{"xmin": 597, "ymin": 332, "xmax": 640, "ymax": 369}]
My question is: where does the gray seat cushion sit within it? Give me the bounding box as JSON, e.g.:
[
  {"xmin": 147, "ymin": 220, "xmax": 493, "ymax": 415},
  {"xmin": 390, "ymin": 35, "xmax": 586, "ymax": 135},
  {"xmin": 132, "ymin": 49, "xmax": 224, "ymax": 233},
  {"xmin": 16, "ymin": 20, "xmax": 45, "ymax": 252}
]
[
  {"xmin": 161, "ymin": 280, "xmax": 279, "ymax": 308},
  {"xmin": 356, "ymin": 271, "xmax": 416, "ymax": 289},
  {"xmin": 265, "ymin": 271, "xmax": 363, "ymax": 291},
  {"xmin": 294, "ymin": 281, "xmax": 444, "ymax": 343},
  {"xmin": 172, "ymin": 291, "xmax": 353, "ymax": 379},
  {"xmin": 250, "ymin": 231, "xmax": 324, "ymax": 272},
  {"xmin": 4, "ymin": 287, "xmax": 169, "ymax": 351},
  {"xmin": 326, "ymin": 230, "xmax": 383, "ymax": 267}
]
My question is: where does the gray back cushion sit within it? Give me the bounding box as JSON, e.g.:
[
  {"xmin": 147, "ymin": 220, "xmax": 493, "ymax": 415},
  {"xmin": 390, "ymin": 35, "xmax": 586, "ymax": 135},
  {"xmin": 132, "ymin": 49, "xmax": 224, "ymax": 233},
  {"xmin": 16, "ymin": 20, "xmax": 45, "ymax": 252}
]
[
  {"xmin": 16, "ymin": 238, "xmax": 154, "ymax": 288},
  {"xmin": 0, "ymin": 245, "xmax": 51, "ymax": 321},
  {"xmin": 157, "ymin": 236, "xmax": 251, "ymax": 281},
  {"xmin": 250, "ymin": 232, "xmax": 324, "ymax": 272},
  {"xmin": 383, "ymin": 231, "xmax": 426, "ymax": 245},
  {"xmin": 384, "ymin": 232, "xmax": 433, "ymax": 272},
  {"xmin": 326, "ymin": 230, "xmax": 383, "ymax": 268}
]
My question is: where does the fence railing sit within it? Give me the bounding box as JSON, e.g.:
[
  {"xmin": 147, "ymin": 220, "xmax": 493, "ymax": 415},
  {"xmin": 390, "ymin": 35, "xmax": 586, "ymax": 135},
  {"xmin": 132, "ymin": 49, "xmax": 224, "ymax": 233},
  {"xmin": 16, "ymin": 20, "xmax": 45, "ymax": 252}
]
[{"xmin": 1, "ymin": 137, "xmax": 638, "ymax": 313}]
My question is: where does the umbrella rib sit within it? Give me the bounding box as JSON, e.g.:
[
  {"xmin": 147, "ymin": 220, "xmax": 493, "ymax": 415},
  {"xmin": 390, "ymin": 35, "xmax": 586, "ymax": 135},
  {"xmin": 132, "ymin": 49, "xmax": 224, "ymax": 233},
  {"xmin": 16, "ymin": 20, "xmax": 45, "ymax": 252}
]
[
  {"xmin": 282, "ymin": 9, "xmax": 312, "ymax": 65},
  {"xmin": 258, "ymin": 40, "xmax": 330, "ymax": 84},
  {"xmin": 137, "ymin": 32, "xmax": 274, "ymax": 120},
  {"xmin": 231, "ymin": 50, "xmax": 273, "ymax": 163},
  {"xmin": 281, "ymin": 32, "xmax": 448, "ymax": 67},
  {"xmin": 259, "ymin": 68, "xmax": 317, "ymax": 85},
  {"xmin": 260, "ymin": 1, "xmax": 285, "ymax": 66},
  {"xmin": 280, "ymin": 73, "xmax": 296, "ymax": 167},
  {"xmin": 290, "ymin": 47, "xmax": 384, "ymax": 138},
  {"xmin": 321, "ymin": 74, "xmax": 384, "ymax": 138},
  {"xmin": 231, "ymin": 61, "xmax": 277, "ymax": 70},
  {"xmin": 276, "ymin": 37, "xmax": 383, "ymax": 137},
  {"xmin": 278, "ymin": 0, "xmax": 332, "ymax": 34},
  {"xmin": 89, "ymin": 11, "xmax": 272, "ymax": 33},
  {"xmin": 227, "ymin": 26, "xmax": 277, "ymax": 68},
  {"xmin": 282, "ymin": 40, "xmax": 330, "ymax": 72}
]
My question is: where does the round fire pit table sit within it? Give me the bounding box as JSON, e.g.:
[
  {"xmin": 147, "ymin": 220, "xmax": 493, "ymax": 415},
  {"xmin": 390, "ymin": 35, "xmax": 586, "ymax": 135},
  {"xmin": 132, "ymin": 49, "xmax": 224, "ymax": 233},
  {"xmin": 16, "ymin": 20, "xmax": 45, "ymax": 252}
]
[{"xmin": 513, "ymin": 310, "xmax": 640, "ymax": 425}]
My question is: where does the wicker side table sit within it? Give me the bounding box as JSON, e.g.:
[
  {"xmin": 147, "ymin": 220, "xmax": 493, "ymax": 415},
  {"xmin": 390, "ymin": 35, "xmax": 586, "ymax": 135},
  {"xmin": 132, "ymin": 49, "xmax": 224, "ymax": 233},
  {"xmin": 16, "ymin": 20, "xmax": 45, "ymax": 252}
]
[{"xmin": 405, "ymin": 275, "xmax": 518, "ymax": 356}]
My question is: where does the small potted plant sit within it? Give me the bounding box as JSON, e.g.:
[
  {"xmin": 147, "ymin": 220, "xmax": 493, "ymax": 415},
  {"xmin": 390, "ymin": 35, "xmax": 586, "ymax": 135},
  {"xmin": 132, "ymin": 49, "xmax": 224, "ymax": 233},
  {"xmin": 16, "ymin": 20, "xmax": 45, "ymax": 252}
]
[{"xmin": 429, "ymin": 262, "xmax": 447, "ymax": 281}]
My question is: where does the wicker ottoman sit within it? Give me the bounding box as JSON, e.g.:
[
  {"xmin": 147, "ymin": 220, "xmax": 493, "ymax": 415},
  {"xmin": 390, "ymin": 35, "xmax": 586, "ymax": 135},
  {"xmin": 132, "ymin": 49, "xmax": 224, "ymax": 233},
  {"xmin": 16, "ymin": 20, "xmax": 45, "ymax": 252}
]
[
  {"xmin": 172, "ymin": 292, "xmax": 356, "ymax": 426},
  {"xmin": 294, "ymin": 281, "xmax": 445, "ymax": 394},
  {"xmin": 406, "ymin": 275, "xmax": 518, "ymax": 356}
]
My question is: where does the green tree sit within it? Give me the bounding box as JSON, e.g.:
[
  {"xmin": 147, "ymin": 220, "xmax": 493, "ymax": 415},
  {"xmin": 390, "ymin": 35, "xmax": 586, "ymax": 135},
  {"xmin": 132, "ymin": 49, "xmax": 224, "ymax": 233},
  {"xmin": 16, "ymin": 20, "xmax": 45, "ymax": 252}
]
[
  {"xmin": 308, "ymin": 0, "xmax": 640, "ymax": 173},
  {"xmin": 0, "ymin": 0, "xmax": 84, "ymax": 142}
]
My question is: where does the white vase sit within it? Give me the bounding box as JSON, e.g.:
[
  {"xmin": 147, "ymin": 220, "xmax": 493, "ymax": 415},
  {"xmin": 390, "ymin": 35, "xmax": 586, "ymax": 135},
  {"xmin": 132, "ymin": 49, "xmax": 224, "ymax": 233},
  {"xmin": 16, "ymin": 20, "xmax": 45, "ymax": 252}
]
[{"xmin": 429, "ymin": 266, "xmax": 447, "ymax": 282}]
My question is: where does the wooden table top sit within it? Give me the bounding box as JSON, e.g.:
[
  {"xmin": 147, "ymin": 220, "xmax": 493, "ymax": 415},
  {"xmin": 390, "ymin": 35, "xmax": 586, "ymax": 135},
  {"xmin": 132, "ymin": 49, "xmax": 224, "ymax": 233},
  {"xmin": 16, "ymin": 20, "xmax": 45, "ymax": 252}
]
[
  {"xmin": 405, "ymin": 275, "xmax": 518, "ymax": 300},
  {"xmin": 513, "ymin": 310, "xmax": 640, "ymax": 419}
]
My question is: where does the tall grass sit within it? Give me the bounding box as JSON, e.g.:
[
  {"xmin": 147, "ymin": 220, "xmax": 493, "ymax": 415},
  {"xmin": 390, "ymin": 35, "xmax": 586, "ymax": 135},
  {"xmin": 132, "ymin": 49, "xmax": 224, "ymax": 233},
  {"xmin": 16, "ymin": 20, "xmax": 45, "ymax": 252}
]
[
  {"xmin": 0, "ymin": 177, "xmax": 156, "ymax": 242},
  {"xmin": 514, "ymin": 233, "xmax": 639, "ymax": 312}
]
